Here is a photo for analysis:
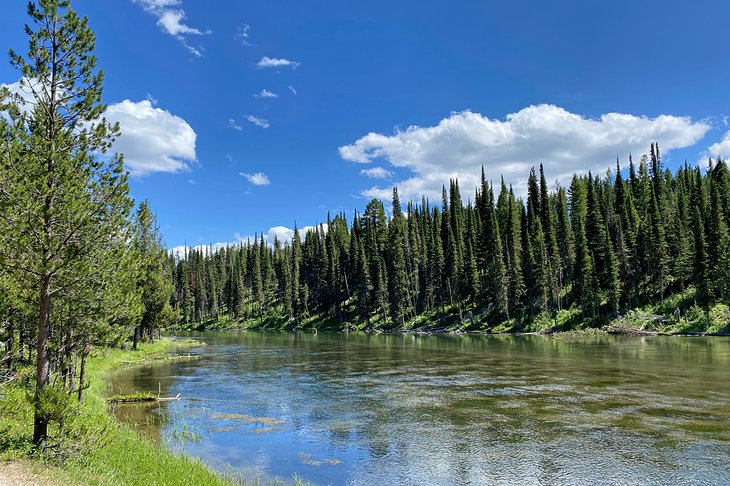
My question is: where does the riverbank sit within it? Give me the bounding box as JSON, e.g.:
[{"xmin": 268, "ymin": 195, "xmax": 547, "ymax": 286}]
[
  {"xmin": 0, "ymin": 339, "xmax": 238, "ymax": 486},
  {"xmin": 176, "ymin": 298, "xmax": 730, "ymax": 338}
]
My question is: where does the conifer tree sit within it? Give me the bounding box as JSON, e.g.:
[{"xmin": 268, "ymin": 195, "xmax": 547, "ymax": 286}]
[
  {"xmin": 526, "ymin": 168, "xmax": 548, "ymax": 314},
  {"xmin": 387, "ymin": 188, "xmax": 410, "ymax": 325},
  {"xmin": 479, "ymin": 177, "xmax": 507, "ymax": 317},
  {"xmin": 539, "ymin": 164, "xmax": 561, "ymax": 310},
  {"xmin": 291, "ymin": 226, "xmax": 302, "ymax": 320},
  {"xmin": 505, "ymin": 188, "xmax": 525, "ymax": 320},
  {"xmin": 0, "ymin": 0, "xmax": 138, "ymax": 446},
  {"xmin": 132, "ymin": 201, "xmax": 174, "ymax": 349},
  {"xmin": 570, "ymin": 176, "xmax": 595, "ymax": 316}
]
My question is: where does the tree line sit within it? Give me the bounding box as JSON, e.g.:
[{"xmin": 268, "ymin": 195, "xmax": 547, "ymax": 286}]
[
  {"xmin": 172, "ymin": 147, "xmax": 730, "ymax": 330},
  {"xmin": 0, "ymin": 0, "xmax": 173, "ymax": 449}
]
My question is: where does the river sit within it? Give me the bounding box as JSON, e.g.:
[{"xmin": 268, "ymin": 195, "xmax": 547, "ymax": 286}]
[{"xmin": 109, "ymin": 332, "xmax": 730, "ymax": 485}]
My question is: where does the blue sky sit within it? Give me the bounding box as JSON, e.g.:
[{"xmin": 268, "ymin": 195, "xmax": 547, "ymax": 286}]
[{"xmin": 1, "ymin": 0, "xmax": 729, "ymax": 251}]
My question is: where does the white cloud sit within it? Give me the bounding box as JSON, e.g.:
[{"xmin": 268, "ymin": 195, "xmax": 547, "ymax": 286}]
[
  {"xmin": 188, "ymin": 179, "xmax": 196, "ymax": 184},
  {"xmin": 240, "ymin": 172, "xmax": 270, "ymax": 186},
  {"xmin": 288, "ymin": 85, "xmax": 297, "ymax": 95},
  {"xmin": 105, "ymin": 99, "xmax": 197, "ymax": 175},
  {"xmin": 708, "ymin": 130, "xmax": 730, "ymax": 160},
  {"xmin": 0, "ymin": 78, "xmax": 41, "ymax": 115},
  {"xmin": 170, "ymin": 224, "xmax": 326, "ymax": 256},
  {"xmin": 256, "ymin": 57, "xmax": 301, "ymax": 69},
  {"xmin": 169, "ymin": 241, "xmax": 229, "ymax": 257},
  {"xmin": 227, "ymin": 118, "xmax": 243, "ymax": 131},
  {"xmin": 234, "ymin": 23, "xmax": 252, "ymax": 46},
  {"xmin": 1, "ymin": 84, "xmax": 196, "ymax": 176},
  {"xmin": 255, "ymin": 89, "xmax": 279, "ymax": 98},
  {"xmin": 133, "ymin": 0, "xmax": 209, "ymax": 57},
  {"xmin": 245, "ymin": 115, "xmax": 270, "ymax": 128},
  {"xmin": 360, "ymin": 166, "xmax": 394, "ymax": 179},
  {"xmin": 339, "ymin": 104, "xmax": 710, "ymax": 201},
  {"xmin": 236, "ymin": 224, "xmax": 325, "ymax": 246},
  {"xmin": 156, "ymin": 9, "xmax": 204, "ymax": 36}
]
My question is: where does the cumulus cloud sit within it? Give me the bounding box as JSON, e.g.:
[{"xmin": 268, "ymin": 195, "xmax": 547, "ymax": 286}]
[
  {"xmin": 245, "ymin": 115, "xmax": 270, "ymax": 128},
  {"xmin": 256, "ymin": 57, "xmax": 301, "ymax": 69},
  {"xmin": 133, "ymin": 0, "xmax": 209, "ymax": 57},
  {"xmin": 1, "ymin": 82, "xmax": 197, "ymax": 176},
  {"xmin": 169, "ymin": 224, "xmax": 326, "ymax": 256},
  {"xmin": 255, "ymin": 89, "xmax": 278, "ymax": 98},
  {"xmin": 708, "ymin": 130, "xmax": 730, "ymax": 160},
  {"xmin": 339, "ymin": 104, "xmax": 710, "ymax": 201},
  {"xmin": 360, "ymin": 167, "xmax": 394, "ymax": 179},
  {"xmin": 240, "ymin": 172, "xmax": 270, "ymax": 185},
  {"xmin": 105, "ymin": 99, "xmax": 197, "ymax": 175}
]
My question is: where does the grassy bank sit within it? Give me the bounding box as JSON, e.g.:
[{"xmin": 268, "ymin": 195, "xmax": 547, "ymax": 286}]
[
  {"xmin": 173, "ymin": 288, "xmax": 730, "ymax": 337},
  {"xmin": 0, "ymin": 339, "xmax": 237, "ymax": 486}
]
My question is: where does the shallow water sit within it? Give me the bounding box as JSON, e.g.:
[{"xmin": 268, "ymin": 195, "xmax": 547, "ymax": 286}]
[{"xmin": 110, "ymin": 332, "xmax": 730, "ymax": 485}]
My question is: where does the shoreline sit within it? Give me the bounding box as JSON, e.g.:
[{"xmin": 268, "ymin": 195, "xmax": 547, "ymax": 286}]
[
  {"xmin": 174, "ymin": 322, "xmax": 730, "ymax": 338},
  {"xmin": 0, "ymin": 339, "xmax": 239, "ymax": 486}
]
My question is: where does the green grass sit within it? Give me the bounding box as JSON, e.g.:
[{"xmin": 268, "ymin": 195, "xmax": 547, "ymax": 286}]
[
  {"xmin": 0, "ymin": 339, "xmax": 240, "ymax": 485},
  {"xmin": 169, "ymin": 285, "xmax": 730, "ymax": 338},
  {"xmin": 107, "ymin": 391, "xmax": 157, "ymax": 403}
]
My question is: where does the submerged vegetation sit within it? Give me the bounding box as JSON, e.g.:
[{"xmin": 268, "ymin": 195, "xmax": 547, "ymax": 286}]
[{"xmin": 171, "ymin": 149, "xmax": 730, "ymax": 335}]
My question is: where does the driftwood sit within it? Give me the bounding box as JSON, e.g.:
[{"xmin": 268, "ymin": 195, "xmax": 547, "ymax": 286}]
[
  {"xmin": 155, "ymin": 393, "xmax": 181, "ymax": 402},
  {"xmin": 109, "ymin": 382, "xmax": 181, "ymax": 403}
]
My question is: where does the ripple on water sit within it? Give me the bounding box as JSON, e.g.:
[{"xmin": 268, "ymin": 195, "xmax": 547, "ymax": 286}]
[{"xmin": 111, "ymin": 332, "xmax": 730, "ymax": 485}]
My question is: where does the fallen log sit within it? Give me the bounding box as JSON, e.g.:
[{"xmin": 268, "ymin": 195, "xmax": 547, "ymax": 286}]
[{"xmin": 108, "ymin": 390, "xmax": 181, "ymax": 403}]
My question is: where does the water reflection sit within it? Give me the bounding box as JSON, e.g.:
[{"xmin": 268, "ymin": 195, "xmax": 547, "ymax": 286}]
[{"xmin": 111, "ymin": 332, "xmax": 730, "ymax": 485}]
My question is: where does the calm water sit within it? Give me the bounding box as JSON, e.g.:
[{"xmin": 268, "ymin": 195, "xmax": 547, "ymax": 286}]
[{"xmin": 110, "ymin": 332, "xmax": 730, "ymax": 485}]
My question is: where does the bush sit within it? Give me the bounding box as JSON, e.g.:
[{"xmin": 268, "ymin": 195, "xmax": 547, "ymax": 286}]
[
  {"xmin": 684, "ymin": 305, "xmax": 707, "ymax": 326},
  {"xmin": 708, "ymin": 304, "xmax": 730, "ymax": 334}
]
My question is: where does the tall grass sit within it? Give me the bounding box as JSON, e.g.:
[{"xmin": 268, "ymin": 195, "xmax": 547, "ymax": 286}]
[{"xmin": 0, "ymin": 339, "xmax": 237, "ymax": 485}]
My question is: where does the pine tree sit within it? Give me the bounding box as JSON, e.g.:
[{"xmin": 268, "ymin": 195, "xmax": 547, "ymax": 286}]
[
  {"xmin": 387, "ymin": 188, "xmax": 410, "ymax": 325},
  {"xmin": 526, "ymin": 168, "xmax": 548, "ymax": 314},
  {"xmin": 555, "ymin": 185, "xmax": 573, "ymax": 308},
  {"xmin": 692, "ymin": 206, "xmax": 710, "ymax": 307},
  {"xmin": 132, "ymin": 201, "xmax": 174, "ymax": 348},
  {"xmin": 539, "ymin": 164, "xmax": 561, "ymax": 310},
  {"xmin": 441, "ymin": 187, "xmax": 460, "ymax": 311},
  {"xmin": 478, "ymin": 177, "xmax": 507, "ymax": 318},
  {"xmin": 463, "ymin": 204, "xmax": 480, "ymax": 310},
  {"xmin": 428, "ymin": 207, "xmax": 445, "ymax": 315},
  {"xmin": 646, "ymin": 184, "xmax": 669, "ymax": 300},
  {"xmin": 291, "ymin": 226, "xmax": 302, "ymax": 320},
  {"xmin": 707, "ymin": 177, "xmax": 730, "ymax": 299},
  {"xmin": 505, "ymin": 188, "xmax": 525, "ymax": 320},
  {"xmin": 349, "ymin": 215, "xmax": 372, "ymax": 322},
  {"xmin": 0, "ymin": 0, "xmax": 138, "ymax": 446},
  {"xmin": 570, "ymin": 176, "xmax": 595, "ymax": 317}
]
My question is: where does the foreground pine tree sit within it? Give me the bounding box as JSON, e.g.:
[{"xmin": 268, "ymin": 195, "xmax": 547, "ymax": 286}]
[{"xmin": 0, "ymin": 0, "xmax": 137, "ymax": 447}]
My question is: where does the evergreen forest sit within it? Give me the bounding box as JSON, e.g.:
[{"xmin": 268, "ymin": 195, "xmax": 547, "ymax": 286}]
[{"xmin": 170, "ymin": 148, "xmax": 730, "ymax": 334}]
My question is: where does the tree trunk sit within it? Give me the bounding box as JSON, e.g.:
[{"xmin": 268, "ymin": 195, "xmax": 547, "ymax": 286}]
[
  {"xmin": 133, "ymin": 326, "xmax": 140, "ymax": 350},
  {"xmin": 4, "ymin": 323, "xmax": 13, "ymax": 371},
  {"xmin": 33, "ymin": 276, "xmax": 52, "ymax": 448},
  {"xmin": 77, "ymin": 348, "xmax": 88, "ymax": 403}
]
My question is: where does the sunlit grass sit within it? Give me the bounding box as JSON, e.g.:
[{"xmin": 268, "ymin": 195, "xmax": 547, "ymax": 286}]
[{"xmin": 0, "ymin": 338, "xmax": 299, "ymax": 485}]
